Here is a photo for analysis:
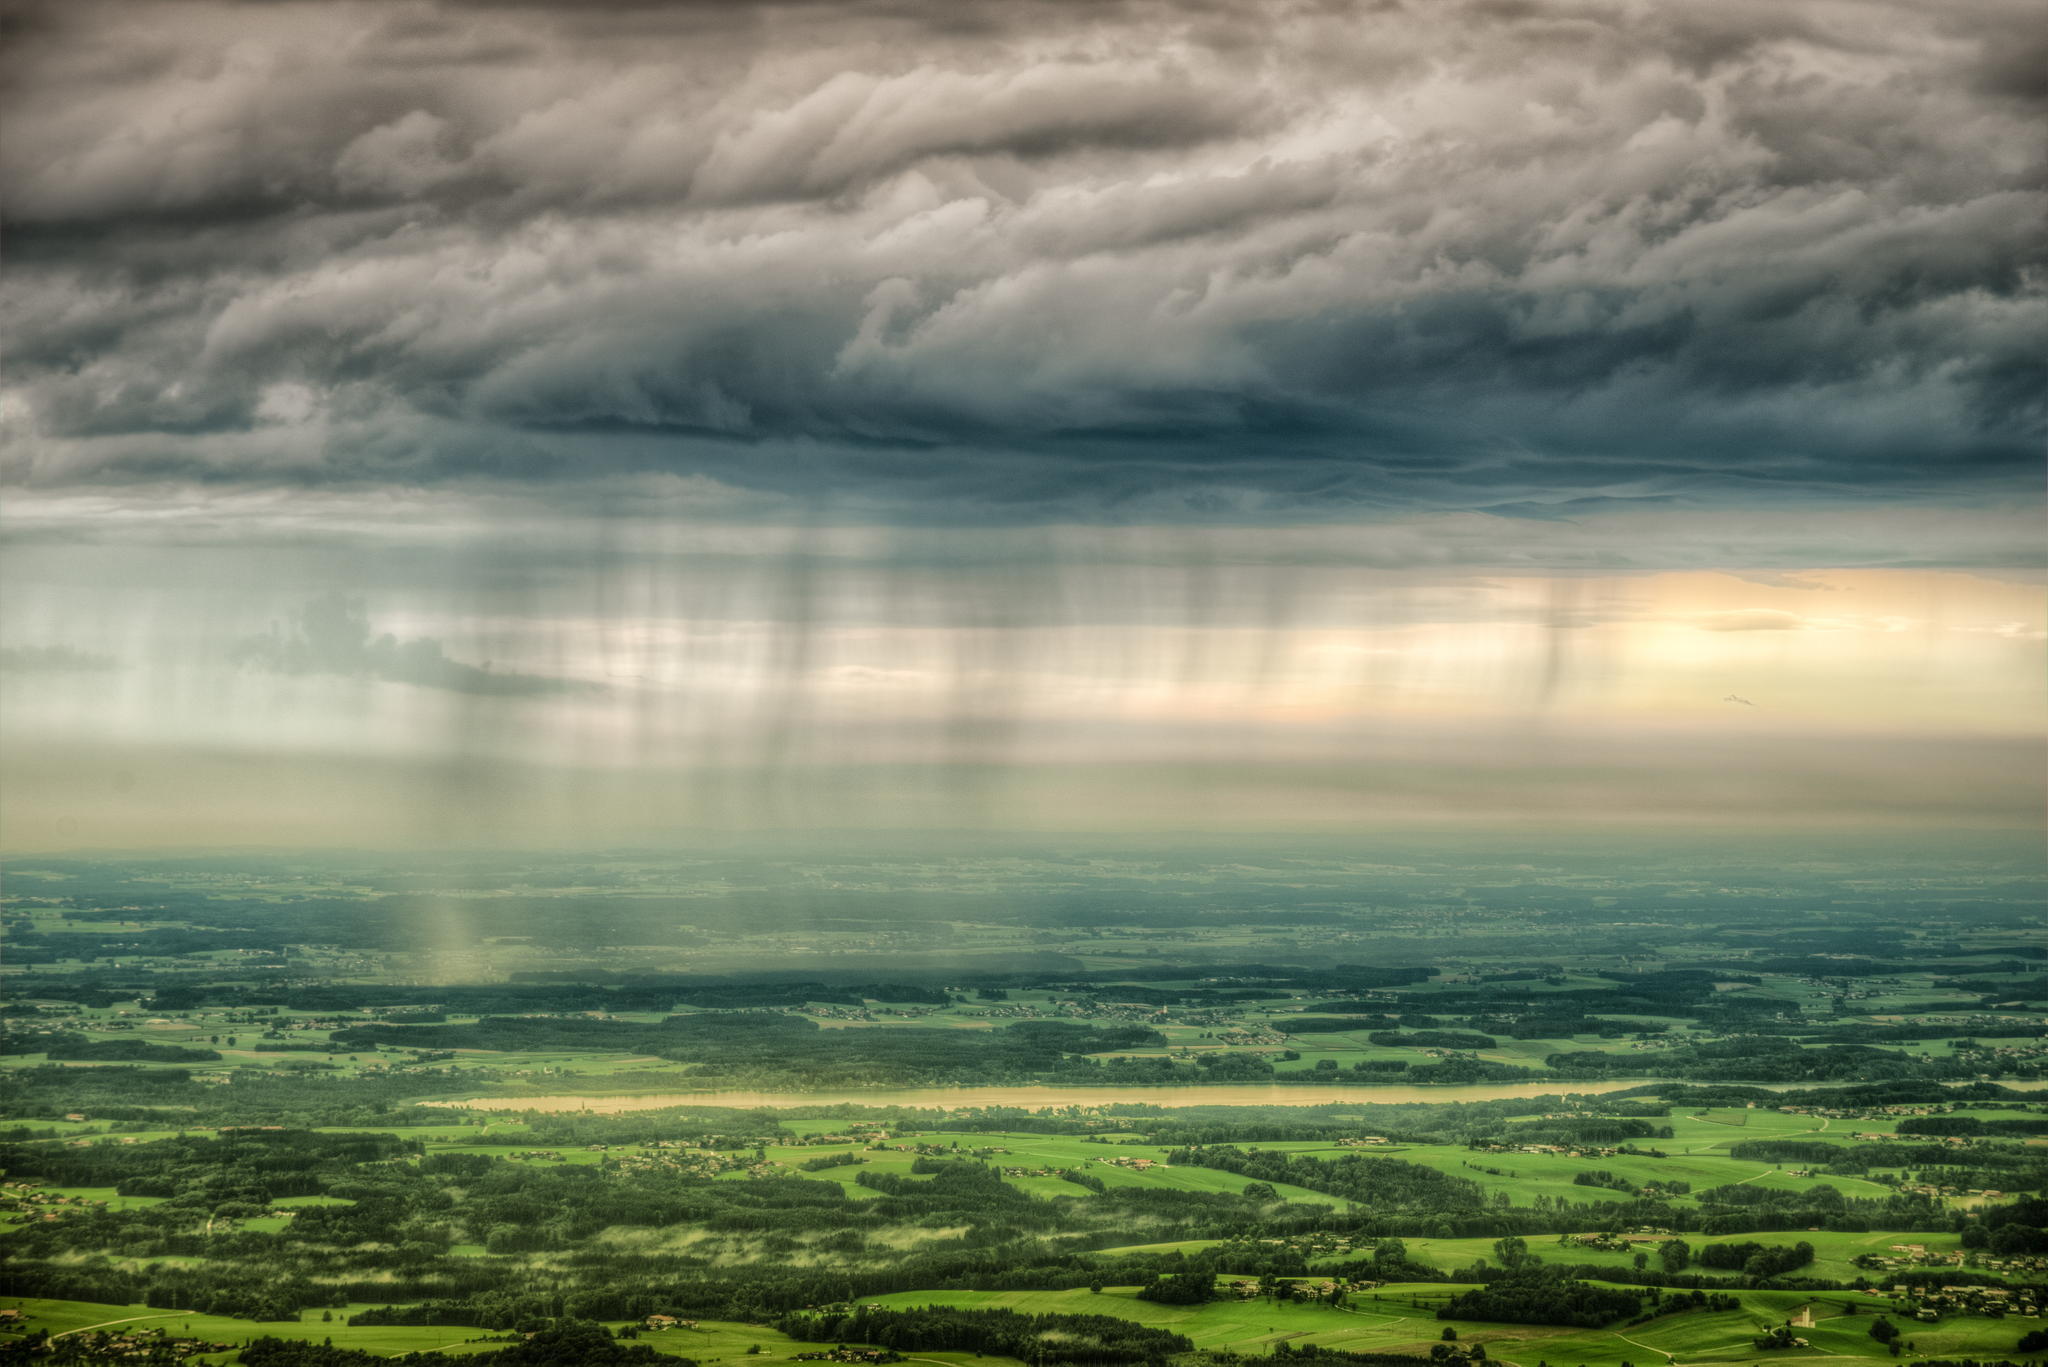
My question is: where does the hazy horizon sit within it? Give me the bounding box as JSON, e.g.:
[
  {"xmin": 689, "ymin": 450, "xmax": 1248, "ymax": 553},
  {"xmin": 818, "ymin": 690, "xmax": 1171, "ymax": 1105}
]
[{"xmin": 3, "ymin": 0, "xmax": 2042, "ymax": 851}]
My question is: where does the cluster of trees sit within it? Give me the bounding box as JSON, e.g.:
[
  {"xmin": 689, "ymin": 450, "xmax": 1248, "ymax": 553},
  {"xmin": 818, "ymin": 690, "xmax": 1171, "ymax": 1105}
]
[
  {"xmin": 1167, "ymin": 1147, "xmax": 1486, "ymax": 1221},
  {"xmin": 1, "ymin": 1129, "xmax": 413, "ymax": 1203},
  {"xmin": 1549, "ymin": 1038, "xmax": 2020, "ymax": 1084},
  {"xmin": 239, "ymin": 1322, "xmax": 684, "ymax": 1367},
  {"xmin": 799, "ymin": 1153, "xmax": 867, "ymax": 1171},
  {"xmin": 774, "ymin": 1306, "xmax": 1193, "ymax": 1366},
  {"xmin": 1973, "ymin": 1196, "xmax": 2048, "ymax": 1255},
  {"xmin": 1268, "ymin": 1345, "xmax": 1431, "ymax": 1367},
  {"xmin": 1135, "ymin": 1270, "xmax": 1216, "ymax": 1304},
  {"xmin": 1495, "ymin": 1118, "xmax": 1671, "ymax": 1147},
  {"xmin": 1437, "ymin": 1270, "xmax": 1644, "ymax": 1327},
  {"xmin": 328, "ymin": 1014, "xmax": 1190, "ymax": 1089},
  {"xmin": 1898, "ymin": 1116, "xmax": 2048, "ymax": 1138},
  {"xmin": 1726, "ymin": 1140, "xmax": 1849, "ymax": 1165},
  {"xmin": 1470, "ymin": 1015, "xmax": 1666, "ymax": 1041},
  {"xmin": 3, "ymin": 1062, "xmax": 512, "ymax": 1128},
  {"xmin": 1366, "ymin": 1031, "xmax": 1499, "ymax": 1051},
  {"xmin": 1695, "ymin": 1241, "xmax": 1815, "ymax": 1279},
  {"xmin": 0, "ymin": 1033, "xmax": 222, "ymax": 1062},
  {"xmin": 0, "ymin": 1258, "xmax": 322, "ymax": 1322}
]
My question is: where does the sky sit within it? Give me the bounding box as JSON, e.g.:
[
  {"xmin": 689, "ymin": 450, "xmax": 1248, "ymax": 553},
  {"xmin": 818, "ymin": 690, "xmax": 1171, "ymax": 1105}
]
[{"xmin": 1, "ymin": 0, "xmax": 2043, "ymax": 850}]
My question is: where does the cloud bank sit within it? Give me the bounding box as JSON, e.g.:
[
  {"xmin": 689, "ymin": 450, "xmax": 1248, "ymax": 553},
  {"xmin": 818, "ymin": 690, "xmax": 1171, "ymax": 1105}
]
[
  {"xmin": 231, "ymin": 594, "xmax": 591, "ymax": 695},
  {"xmin": 2, "ymin": 0, "xmax": 2041, "ymax": 521},
  {"xmin": 0, "ymin": 644, "xmax": 120, "ymax": 674}
]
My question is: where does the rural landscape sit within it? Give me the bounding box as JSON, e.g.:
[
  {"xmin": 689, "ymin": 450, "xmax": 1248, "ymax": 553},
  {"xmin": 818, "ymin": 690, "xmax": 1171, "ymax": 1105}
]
[
  {"xmin": 4, "ymin": 0, "xmax": 2044, "ymax": 1365},
  {"xmin": 3, "ymin": 839, "xmax": 2045, "ymax": 1367}
]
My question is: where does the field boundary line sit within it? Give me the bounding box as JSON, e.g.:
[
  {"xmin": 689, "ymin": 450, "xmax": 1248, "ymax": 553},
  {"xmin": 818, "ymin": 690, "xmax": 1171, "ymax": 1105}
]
[
  {"xmin": 1612, "ymin": 1331, "xmax": 1677, "ymax": 1363},
  {"xmin": 53, "ymin": 1313, "xmax": 183, "ymax": 1338}
]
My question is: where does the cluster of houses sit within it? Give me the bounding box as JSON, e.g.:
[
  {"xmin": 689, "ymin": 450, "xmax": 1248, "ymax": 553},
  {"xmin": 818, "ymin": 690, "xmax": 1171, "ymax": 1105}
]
[
  {"xmin": 789, "ymin": 1126, "xmax": 893, "ymax": 1147},
  {"xmin": 1973, "ymin": 1252, "xmax": 2048, "ymax": 1278},
  {"xmin": 1472, "ymin": 1140, "xmax": 1622, "ymax": 1159},
  {"xmin": 957, "ymin": 997, "xmax": 1191, "ymax": 1030},
  {"xmin": 792, "ymin": 1350, "xmax": 902, "ymax": 1364},
  {"xmin": 1853, "ymin": 1243, "xmax": 1967, "ymax": 1272},
  {"xmin": 2, "ymin": 1325, "xmax": 233, "ymax": 1360},
  {"xmin": 1336, "ymin": 1136, "xmax": 1393, "ymax": 1147},
  {"xmin": 1850, "ymin": 1132, "xmax": 1972, "ymax": 1146},
  {"xmin": 1, "ymin": 1181, "xmax": 111, "ymax": 1222},
  {"xmin": 639, "ymin": 1315, "xmax": 700, "ymax": 1331},
  {"xmin": 1094, "ymin": 1154, "xmax": 1163, "ymax": 1172},
  {"xmin": 1894, "ymin": 1179, "xmax": 1998, "ymax": 1200},
  {"xmin": 1778, "ymin": 1103, "xmax": 1933, "ymax": 1121},
  {"xmin": 955, "ymin": 1001, "xmax": 1052, "ymax": 1022},
  {"xmin": 797, "ymin": 1005, "xmax": 943, "ymax": 1023},
  {"xmin": 1953, "ymin": 1038, "xmax": 2048, "ymax": 1069},
  {"xmin": 1893, "ymin": 1283, "xmax": 2045, "ymax": 1320},
  {"xmin": 1225, "ymin": 1277, "xmax": 1347, "ymax": 1300},
  {"xmin": 1854, "ymin": 1245, "xmax": 2048, "ymax": 1281},
  {"xmin": 610, "ymin": 1150, "xmax": 773, "ymax": 1180},
  {"xmin": 1208, "ymin": 1027, "xmax": 1288, "ymax": 1047}
]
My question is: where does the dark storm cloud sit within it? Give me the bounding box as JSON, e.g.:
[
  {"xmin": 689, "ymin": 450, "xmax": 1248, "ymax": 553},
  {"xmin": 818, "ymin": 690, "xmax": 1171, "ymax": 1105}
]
[{"xmin": 1, "ymin": 0, "xmax": 2041, "ymax": 520}]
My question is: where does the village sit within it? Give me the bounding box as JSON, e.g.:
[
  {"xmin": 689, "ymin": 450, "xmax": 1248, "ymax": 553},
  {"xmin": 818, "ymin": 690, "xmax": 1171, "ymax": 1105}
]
[
  {"xmin": 0, "ymin": 1319, "xmax": 235, "ymax": 1361},
  {"xmin": 1895, "ymin": 1283, "xmax": 2046, "ymax": 1321},
  {"xmin": 1852, "ymin": 1244, "xmax": 2048, "ymax": 1283},
  {"xmin": 1, "ymin": 1180, "xmax": 111, "ymax": 1222}
]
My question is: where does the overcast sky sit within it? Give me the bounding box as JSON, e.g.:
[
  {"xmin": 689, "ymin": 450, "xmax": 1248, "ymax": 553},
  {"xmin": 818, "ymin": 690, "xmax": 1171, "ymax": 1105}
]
[{"xmin": 2, "ymin": 0, "xmax": 2042, "ymax": 848}]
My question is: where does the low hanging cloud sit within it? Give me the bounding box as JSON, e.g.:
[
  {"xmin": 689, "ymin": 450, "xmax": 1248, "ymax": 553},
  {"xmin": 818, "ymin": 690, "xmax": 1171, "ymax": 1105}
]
[
  {"xmin": 1693, "ymin": 609, "xmax": 1823, "ymax": 632},
  {"xmin": 232, "ymin": 596, "xmax": 591, "ymax": 697},
  {"xmin": 0, "ymin": 644, "xmax": 121, "ymax": 674},
  {"xmin": 0, "ymin": 0, "xmax": 2039, "ymax": 524}
]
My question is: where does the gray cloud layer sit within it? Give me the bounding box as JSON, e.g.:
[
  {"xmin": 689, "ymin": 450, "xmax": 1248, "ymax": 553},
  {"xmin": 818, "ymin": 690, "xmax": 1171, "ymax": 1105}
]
[
  {"xmin": 232, "ymin": 594, "xmax": 590, "ymax": 695},
  {"xmin": 0, "ymin": 644, "xmax": 120, "ymax": 674},
  {"xmin": 2, "ymin": 0, "xmax": 2042, "ymax": 521}
]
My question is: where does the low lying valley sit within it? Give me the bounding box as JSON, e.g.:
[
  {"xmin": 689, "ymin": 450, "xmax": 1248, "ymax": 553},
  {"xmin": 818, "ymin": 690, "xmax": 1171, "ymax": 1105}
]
[{"xmin": 3, "ymin": 844, "xmax": 2043, "ymax": 1367}]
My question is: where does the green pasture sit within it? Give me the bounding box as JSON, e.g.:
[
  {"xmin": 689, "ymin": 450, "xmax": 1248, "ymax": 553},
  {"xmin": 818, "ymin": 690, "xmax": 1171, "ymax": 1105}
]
[
  {"xmin": 0, "ymin": 1298, "xmax": 1025, "ymax": 1367},
  {"xmin": 1097, "ymin": 1228, "xmax": 1990, "ymax": 1288},
  {"xmin": 785, "ymin": 1130, "xmax": 1358, "ymax": 1206},
  {"xmin": 863, "ymin": 1283, "xmax": 2044, "ymax": 1367},
  {"xmin": 1388, "ymin": 1144, "xmax": 1761, "ymax": 1206},
  {"xmin": 1321, "ymin": 1229, "xmax": 1983, "ymax": 1285},
  {"xmin": 5, "ymin": 1183, "xmax": 167, "ymax": 1212}
]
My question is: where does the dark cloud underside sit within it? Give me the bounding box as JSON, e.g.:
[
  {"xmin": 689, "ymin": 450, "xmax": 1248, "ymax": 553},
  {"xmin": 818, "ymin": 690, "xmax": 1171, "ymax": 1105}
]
[{"xmin": 2, "ymin": 0, "xmax": 2042, "ymax": 520}]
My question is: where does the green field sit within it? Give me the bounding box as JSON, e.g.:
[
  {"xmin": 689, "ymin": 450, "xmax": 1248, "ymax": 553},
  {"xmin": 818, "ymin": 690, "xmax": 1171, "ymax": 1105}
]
[
  {"xmin": 6, "ymin": 846, "xmax": 2048, "ymax": 1367},
  {"xmin": 863, "ymin": 1284, "xmax": 2044, "ymax": 1367},
  {"xmin": 754, "ymin": 1131, "xmax": 1361, "ymax": 1206},
  {"xmin": 0, "ymin": 1300, "xmax": 1024, "ymax": 1367}
]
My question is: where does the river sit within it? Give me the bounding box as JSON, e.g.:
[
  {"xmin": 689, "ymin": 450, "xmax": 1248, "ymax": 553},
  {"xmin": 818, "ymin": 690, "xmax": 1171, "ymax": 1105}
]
[{"xmin": 418, "ymin": 1079, "xmax": 1663, "ymax": 1113}]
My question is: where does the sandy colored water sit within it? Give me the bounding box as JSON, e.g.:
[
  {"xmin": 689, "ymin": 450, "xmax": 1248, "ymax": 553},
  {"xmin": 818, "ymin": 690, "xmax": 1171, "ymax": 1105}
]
[
  {"xmin": 419, "ymin": 1079, "xmax": 1660, "ymax": 1113},
  {"xmin": 418, "ymin": 1076, "xmax": 2048, "ymax": 1114}
]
